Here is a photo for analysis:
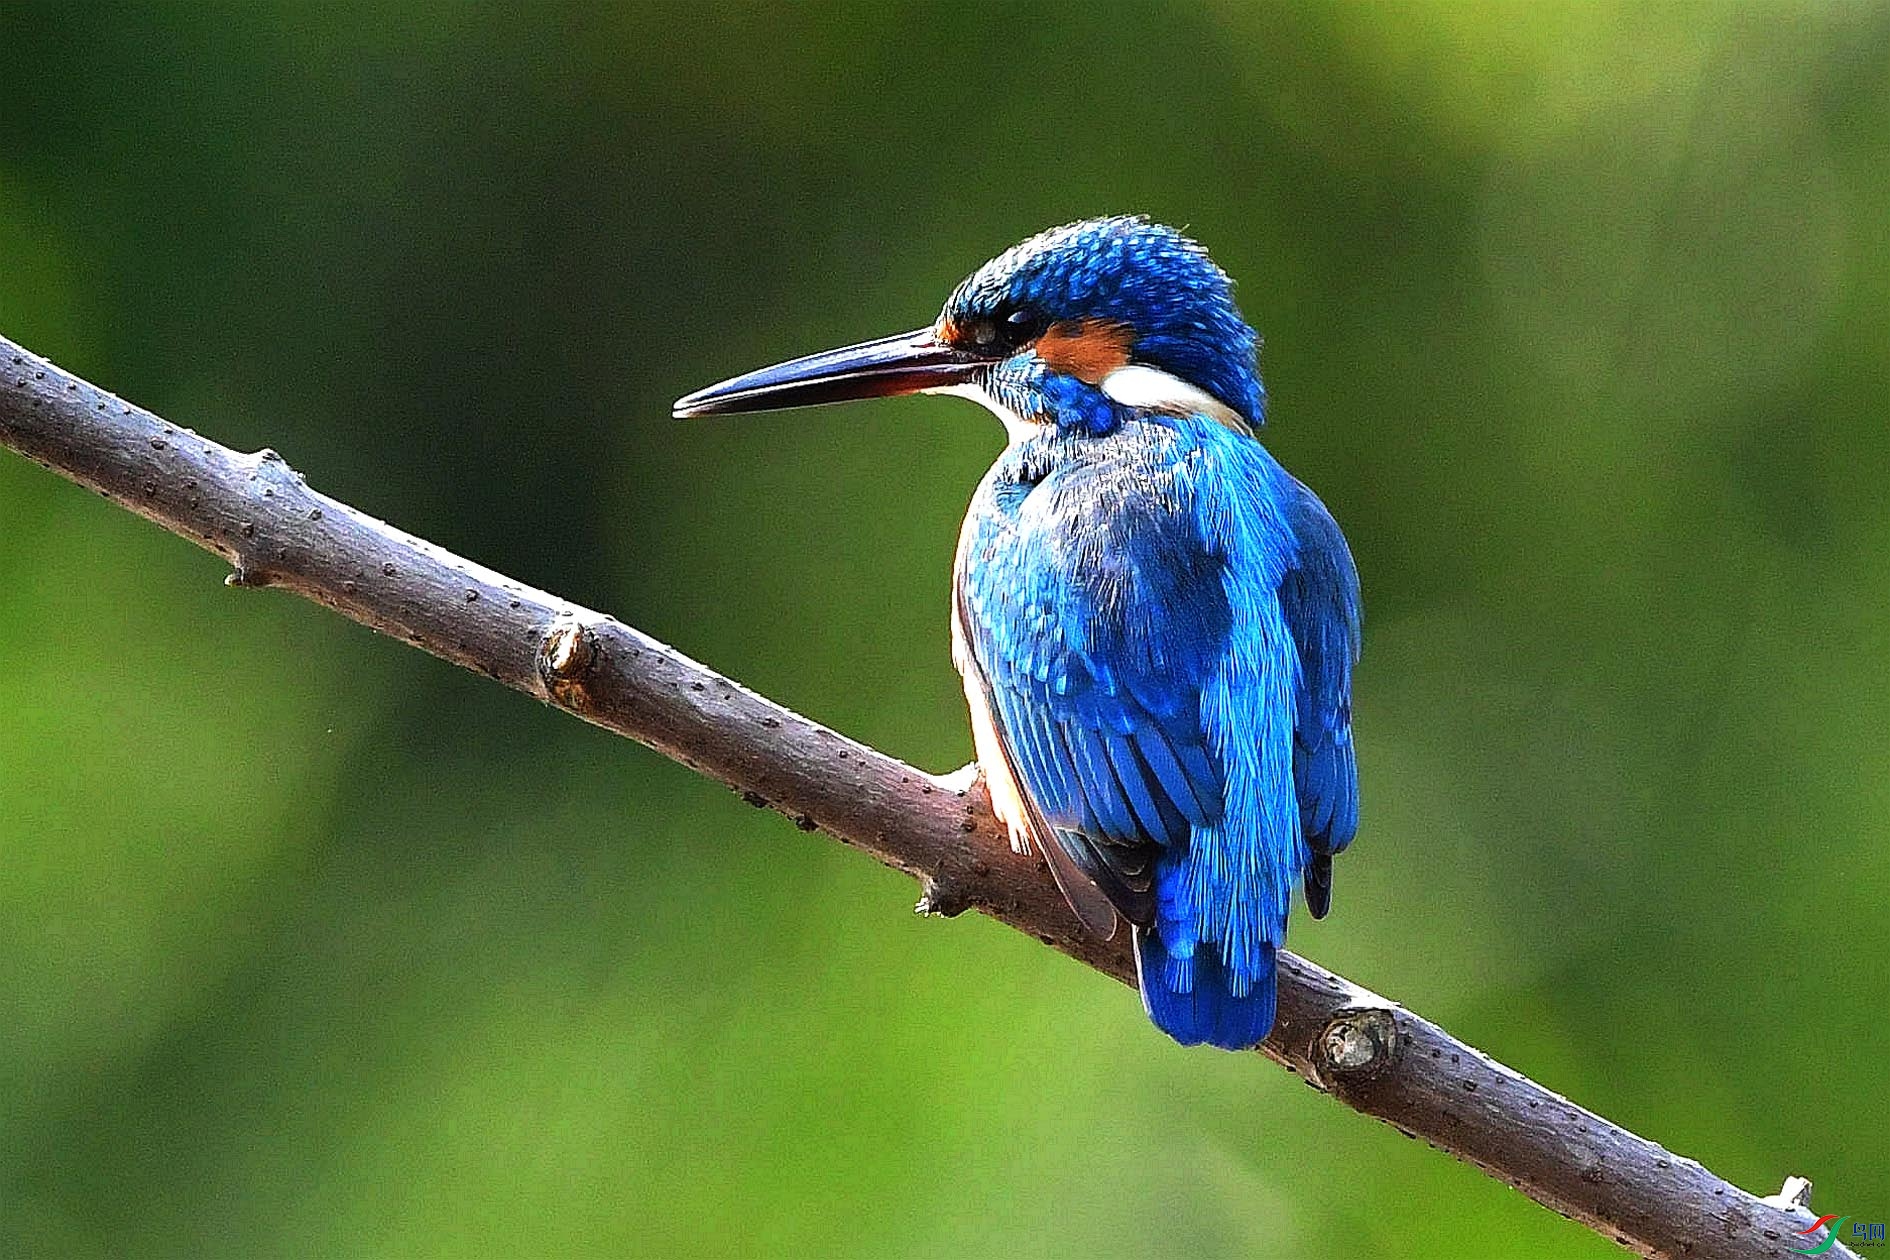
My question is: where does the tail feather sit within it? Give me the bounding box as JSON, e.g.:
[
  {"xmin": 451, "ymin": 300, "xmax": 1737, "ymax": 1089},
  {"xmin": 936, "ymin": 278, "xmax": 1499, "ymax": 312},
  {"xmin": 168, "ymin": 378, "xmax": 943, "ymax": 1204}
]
[
  {"xmin": 1304, "ymin": 851, "xmax": 1333, "ymax": 919},
  {"xmin": 1134, "ymin": 927, "xmax": 1276, "ymax": 1050}
]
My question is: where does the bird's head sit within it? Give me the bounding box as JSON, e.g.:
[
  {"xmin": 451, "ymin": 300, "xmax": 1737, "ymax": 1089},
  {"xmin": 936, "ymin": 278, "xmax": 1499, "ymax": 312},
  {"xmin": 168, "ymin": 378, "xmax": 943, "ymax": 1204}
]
[{"xmin": 673, "ymin": 216, "xmax": 1264, "ymax": 435}]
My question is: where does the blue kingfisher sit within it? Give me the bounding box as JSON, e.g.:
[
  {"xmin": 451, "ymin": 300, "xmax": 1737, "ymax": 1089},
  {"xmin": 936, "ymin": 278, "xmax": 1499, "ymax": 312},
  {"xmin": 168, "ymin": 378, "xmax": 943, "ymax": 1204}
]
[{"xmin": 676, "ymin": 217, "xmax": 1361, "ymax": 1050}]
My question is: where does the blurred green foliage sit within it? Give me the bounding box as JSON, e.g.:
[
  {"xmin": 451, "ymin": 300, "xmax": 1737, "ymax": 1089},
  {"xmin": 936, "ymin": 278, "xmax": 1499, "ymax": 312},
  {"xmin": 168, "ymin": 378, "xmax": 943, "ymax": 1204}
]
[{"xmin": 3, "ymin": 2, "xmax": 1887, "ymax": 1256}]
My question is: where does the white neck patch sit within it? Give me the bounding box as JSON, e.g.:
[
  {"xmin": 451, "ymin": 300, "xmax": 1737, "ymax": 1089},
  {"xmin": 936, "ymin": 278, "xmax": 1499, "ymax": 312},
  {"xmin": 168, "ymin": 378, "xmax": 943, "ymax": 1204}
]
[
  {"xmin": 1100, "ymin": 364, "xmax": 1250, "ymax": 433},
  {"xmin": 929, "ymin": 382, "xmax": 1040, "ymax": 446}
]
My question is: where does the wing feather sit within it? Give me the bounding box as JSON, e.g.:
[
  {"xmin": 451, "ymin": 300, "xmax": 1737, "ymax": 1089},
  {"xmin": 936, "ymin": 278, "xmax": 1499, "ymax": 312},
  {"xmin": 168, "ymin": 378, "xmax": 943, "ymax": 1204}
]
[
  {"xmin": 1280, "ymin": 475, "xmax": 1363, "ymax": 919},
  {"xmin": 953, "ymin": 431, "xmax": 1233, "ymax": 934}
]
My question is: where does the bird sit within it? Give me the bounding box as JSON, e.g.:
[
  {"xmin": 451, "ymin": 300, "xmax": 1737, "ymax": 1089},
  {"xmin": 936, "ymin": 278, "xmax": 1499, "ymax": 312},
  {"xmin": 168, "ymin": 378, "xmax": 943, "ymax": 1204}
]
[{"xmin": 674, "ymin": 216, "xmax": 1360, "ymax": 1050}]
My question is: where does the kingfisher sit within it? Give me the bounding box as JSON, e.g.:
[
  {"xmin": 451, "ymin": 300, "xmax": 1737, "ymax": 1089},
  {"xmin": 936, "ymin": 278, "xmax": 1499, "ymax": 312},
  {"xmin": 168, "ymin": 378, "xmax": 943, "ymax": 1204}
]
[{"xmin": 675, "ymin": 217, "xmax": 1360, "ymax": 1050}]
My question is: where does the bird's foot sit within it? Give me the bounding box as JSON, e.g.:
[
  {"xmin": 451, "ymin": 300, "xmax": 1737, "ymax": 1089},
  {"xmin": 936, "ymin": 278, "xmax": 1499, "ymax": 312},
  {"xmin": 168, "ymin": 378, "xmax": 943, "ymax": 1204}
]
[{"xmin": 932, "ymin": 761, "xmax": 983, "ymax": 796}]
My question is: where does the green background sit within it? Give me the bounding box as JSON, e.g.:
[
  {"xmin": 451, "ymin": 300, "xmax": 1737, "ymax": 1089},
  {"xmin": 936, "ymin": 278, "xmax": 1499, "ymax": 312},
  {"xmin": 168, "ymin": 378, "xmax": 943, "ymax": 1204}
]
[{"xmin": 3, "ymin": 3, "xmax": 1885, "ymax": 1256}]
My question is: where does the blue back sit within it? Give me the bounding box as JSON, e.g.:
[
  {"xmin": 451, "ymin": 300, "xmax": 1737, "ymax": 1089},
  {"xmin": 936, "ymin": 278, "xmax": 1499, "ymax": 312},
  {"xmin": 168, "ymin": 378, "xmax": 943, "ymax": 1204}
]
[{"xmin": 954, "ymin": 412, "xmax": 1359, "ymax": 1049}]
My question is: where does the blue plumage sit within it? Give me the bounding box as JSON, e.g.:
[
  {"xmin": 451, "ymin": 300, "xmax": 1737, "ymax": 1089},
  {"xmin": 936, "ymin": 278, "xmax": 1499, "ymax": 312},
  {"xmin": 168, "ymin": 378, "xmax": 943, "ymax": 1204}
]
[
  {"xmin": 675, "ymin": 216, "xmax": 1362, "ymax": 1051},
  {"xmin": 954, "ymin": 413, "xmax": 1351, "ymax": 1048}
]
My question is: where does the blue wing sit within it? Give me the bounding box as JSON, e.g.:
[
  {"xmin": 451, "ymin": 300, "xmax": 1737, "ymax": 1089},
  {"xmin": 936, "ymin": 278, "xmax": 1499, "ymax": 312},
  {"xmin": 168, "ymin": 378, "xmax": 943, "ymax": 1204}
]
[
  {"xmin": 954, "ymin": 432, "xmax": 1231, "ymax": 932},
  {"xmin": 1280, "ymin": 475, "xmax": 1362, "ymax": 918},
  {"xmin": 955, "ymin": 421, "xmax": 1321, "ymax": 1049}
]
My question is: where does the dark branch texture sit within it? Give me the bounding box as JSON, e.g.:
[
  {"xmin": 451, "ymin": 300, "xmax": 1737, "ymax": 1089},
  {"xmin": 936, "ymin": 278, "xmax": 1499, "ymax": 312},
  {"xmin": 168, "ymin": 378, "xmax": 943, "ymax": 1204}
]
[{"xmin": 0, "ymin": 332, "xmax": 1856, "ymax": 1260}]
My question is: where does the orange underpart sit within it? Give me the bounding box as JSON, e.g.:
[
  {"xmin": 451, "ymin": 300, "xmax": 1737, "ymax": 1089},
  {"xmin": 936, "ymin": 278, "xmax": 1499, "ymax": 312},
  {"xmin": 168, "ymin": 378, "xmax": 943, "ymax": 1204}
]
[{"xmin": 1035, "ymin": 318, "xmax": 1133, "ymax": 384}]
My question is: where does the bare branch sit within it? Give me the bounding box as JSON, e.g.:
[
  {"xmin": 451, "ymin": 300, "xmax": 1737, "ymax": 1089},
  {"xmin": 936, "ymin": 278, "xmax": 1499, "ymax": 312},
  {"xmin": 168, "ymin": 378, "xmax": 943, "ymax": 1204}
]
[{"xmin": 0, "ymin": 333, "xmax": 1853, "ymax": 1260}]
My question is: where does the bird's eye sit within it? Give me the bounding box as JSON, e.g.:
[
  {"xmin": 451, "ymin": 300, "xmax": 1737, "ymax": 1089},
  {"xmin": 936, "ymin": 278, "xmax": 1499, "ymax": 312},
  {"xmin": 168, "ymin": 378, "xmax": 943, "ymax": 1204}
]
[
  {"xmin": 955, "ymin": 305, "xmax": 1044, "ymax": 355},
  {"xmin": 1000, "ymin": 307, "xmax": 1050, "ymax": 346}
]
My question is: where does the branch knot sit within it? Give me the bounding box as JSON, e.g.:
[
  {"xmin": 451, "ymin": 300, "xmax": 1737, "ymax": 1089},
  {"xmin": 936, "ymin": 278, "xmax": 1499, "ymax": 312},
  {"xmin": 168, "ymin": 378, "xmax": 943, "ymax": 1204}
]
[
  {"xmin": 538, "ymin": 615, "xmax": 600, "ymax": 708},
  {"xmin": 1313, "ymin": 1005, "xmax": 1402, "ymax": 1087},
  {"xmin": 915, "ymin": 871, "xmax": 973, "ymax": 918}
]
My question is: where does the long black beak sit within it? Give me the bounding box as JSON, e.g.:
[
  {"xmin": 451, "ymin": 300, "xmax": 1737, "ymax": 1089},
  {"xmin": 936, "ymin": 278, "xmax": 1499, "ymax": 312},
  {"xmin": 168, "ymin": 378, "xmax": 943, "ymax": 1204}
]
[{"xmin": 672, "ymin": 327, "xmax": 989, "ymax": 418}]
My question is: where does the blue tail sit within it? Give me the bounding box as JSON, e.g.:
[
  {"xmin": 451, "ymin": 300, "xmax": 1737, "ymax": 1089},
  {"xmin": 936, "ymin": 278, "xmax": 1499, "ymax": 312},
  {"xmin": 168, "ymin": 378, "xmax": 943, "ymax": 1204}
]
[{"xmin": 1134, "ymin": 927, "xmax": 1277, "ymax": 1050}]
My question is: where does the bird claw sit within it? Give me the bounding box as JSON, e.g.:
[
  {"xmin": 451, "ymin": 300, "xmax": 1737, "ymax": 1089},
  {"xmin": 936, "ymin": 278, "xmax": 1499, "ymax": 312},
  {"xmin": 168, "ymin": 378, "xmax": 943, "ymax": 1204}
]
[{"xmin": 933, "ymin": 761, "xmax": 984, "ymax": 795}]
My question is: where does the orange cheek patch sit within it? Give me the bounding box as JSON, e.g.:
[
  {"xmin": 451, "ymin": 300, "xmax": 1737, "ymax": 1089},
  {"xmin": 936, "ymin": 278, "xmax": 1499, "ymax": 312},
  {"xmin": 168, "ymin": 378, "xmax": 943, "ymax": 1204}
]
[{"xmin": 1035, "ymin": 318, "xmax": 1134, "ymax": 384}]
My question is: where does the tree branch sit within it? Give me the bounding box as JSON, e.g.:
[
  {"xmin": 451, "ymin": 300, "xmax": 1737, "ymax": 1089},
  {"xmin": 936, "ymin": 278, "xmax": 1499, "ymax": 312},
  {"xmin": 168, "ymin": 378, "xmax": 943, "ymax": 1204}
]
[{"xmin": 0, "ymin": 332, "xmax": 1853, "ymax": 1260}]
